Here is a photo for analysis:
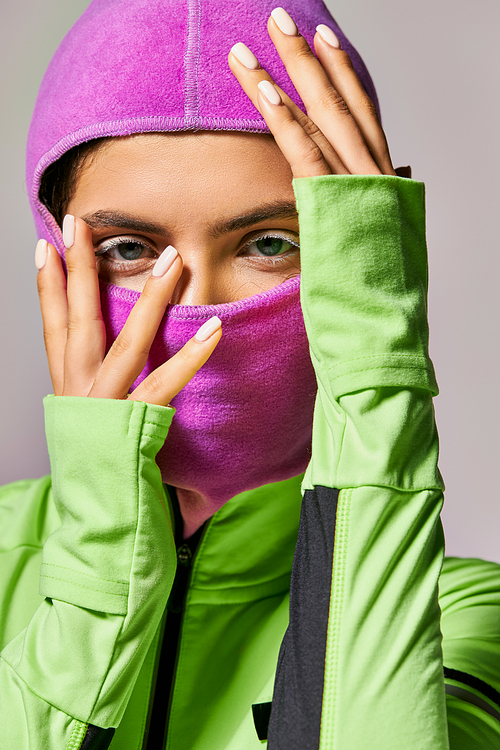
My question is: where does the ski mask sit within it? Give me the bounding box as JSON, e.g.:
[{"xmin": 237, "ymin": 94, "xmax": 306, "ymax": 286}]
[{"xmin": 27, "ymin": 0, "xmax": 379, "ymax": 536}]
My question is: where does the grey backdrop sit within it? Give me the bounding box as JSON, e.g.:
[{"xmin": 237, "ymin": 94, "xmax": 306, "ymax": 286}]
[{"xmin": 1, "ymin": 1, "xmax": 499, "ymax": 562}]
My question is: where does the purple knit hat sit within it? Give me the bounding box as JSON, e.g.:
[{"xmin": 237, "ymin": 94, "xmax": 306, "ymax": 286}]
[{"xmin": 26, "ymin": 0, "xmax": 379, "ymax": 247}]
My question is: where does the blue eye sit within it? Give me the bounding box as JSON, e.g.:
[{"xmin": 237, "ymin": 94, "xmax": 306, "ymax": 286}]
[
  {"xmin": 95, "ymin": 238, "xmax": 156, "ymax": 262},
  {"xmin": 256, "ymin": 237, "xmax": 291, "ymax": 256},
  {"xmin": 113, "ymin": 242, "xmax": 145, "ymax": 260},
  {"xmin": 244, "ymin": 234, "xmax": 300, "ymax": 259}
]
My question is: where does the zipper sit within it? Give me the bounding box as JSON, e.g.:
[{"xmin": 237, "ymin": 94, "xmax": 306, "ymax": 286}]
[{"xmin": 143, "ymin": 487, "xmax": 206, "ymax": 750}]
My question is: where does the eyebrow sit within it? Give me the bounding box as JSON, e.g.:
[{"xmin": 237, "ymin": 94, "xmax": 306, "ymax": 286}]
[
  {"xmin": 81, "ymin": 201, "xmax": 299, "ymax": 239},
  {"xmin": 208, "ymin": 201, "xmax": 298, "ymax": 239}
]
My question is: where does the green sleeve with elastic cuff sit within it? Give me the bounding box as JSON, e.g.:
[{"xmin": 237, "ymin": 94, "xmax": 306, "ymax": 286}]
[
  {"xmin": 0, "ymin": 396, "xmax": 176, "ymax": 748},
  {"xmin": 285, "ymin": 175, "xmax": 449, "ymax": 749}
]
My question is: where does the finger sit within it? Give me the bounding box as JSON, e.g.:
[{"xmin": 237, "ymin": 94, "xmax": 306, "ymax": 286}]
[
  {"xmin": 63, "ymin": 214, "xmax": 106, "ymax": 395},
  {"xmin": 256, "ymin": 80, "xmax": 331, "ymax": 178},
  {"xmin": 314, "ymin": 27, "xmax": 396, "ymax": 176},
  {"xmin": 129, "ymin": 316, "xmax": 222, "ymax": 406},
  {"xmin": 229, "ymin": 45, "xmax": 345, "ymax": 177},
  {"xmin": 267, "ymin": 10, "xmax": 380, "ymax": 175},
  {"xmin": 277, "ymin": 92, "xmax": 349, "ymax": 175},
  {"xmin": 36, "ymin": 239, "xmax": 68, "ymax": 395},
  {"xmin": 89, "ymin": 247, "xmax": 183, "ymax": 399}
]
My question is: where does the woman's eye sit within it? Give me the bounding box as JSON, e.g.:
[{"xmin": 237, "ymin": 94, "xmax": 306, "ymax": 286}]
[
  {"xmin": 243, "ymin": 235, "xmax": 300, "ymax": 258},
  {"xmin": 95, "ymin": 239, "xmax": 157, "ymax": 262}
]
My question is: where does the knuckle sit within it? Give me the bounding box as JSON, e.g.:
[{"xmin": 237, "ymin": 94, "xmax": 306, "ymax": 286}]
[
  {"xmin": 356, "ymin": 95, "xmax": 379, "ymax": 119},
  {"xmin": 138, "ymin": 285, "xmax": 156, "ymax": 304},
  {"xmin": 295, "ymin": 138, "xmax": 326, "ymax": 168},
  {"xmin": 66, "ymin": 320, "xmax": 86, "ymax": 337},
  {"xmin": 67, "ymin": 311, "xmax": 102, "ymax": 330},
  {"xmin": 36, "ymin": 274, "xmax": 48, "ymax": 296},
  {"xmin": 301, "ymin": 117, "xmax": 324, "ymax": 141},
  {"xmin": 64, "ymin": 255, "xmax": 78, "ymax": 272},
  {"xmin": 108, "ymin": 333, "xmax": 150, "ymax": 363},
  {"xmin": 43, "ymin": 327, "xmax": 63, "ymax": 348},
  {"xmin": 319, "ymin": 88, "xmax": 351, "ymax": 117},
  {"xmin": 293, "ymin": 42, "xmax": 314, "ymax": 65},
  {"xmin": 336, "ymin": 50, "xmax": 354, "ymax": 70},
  {"xmin": 141, "ymin": 370, "xmax": 165, "ymax": 397},
  {"xmin": 108, "ymin": 333, "xmax": 135, "ymax": 357},
  {"xmin": 66, "ymin": 257, "xmax": 96, "ymax": 276},
  {"xmin": 177, "ymin": 344, "xmax": 196, "ymax": 371}
]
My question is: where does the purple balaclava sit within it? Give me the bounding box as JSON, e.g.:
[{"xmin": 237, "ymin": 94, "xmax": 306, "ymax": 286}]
[{"xmin": 27, "ymin": 0, "xmax": 379, "ymax": 537}]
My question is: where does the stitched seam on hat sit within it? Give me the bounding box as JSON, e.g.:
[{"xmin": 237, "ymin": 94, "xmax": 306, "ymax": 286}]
[
  {"xmin": 32, "ymin": 116, "xmax": 271, "ymax": 252},
  {"xmin": 184, "ymin": 0, "xmax": 201, "ymax": 125}
]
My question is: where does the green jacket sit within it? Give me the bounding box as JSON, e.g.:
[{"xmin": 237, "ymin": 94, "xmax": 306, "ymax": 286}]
[{"xmin": 1, "ymin": 176, "xmax": 500, "ymax": 750}]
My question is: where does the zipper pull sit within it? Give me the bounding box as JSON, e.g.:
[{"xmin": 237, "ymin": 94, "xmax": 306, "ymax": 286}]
[
  {"xmin": 167, "ymin": 543, "xmax": 193, "ymax": 614},
  {"xmin": 176, "ymin": 544, "xmax": 192, "ymax": 567}
]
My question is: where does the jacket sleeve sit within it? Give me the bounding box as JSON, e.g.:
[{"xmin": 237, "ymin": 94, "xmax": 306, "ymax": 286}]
[
  {"xmin": 267, "ymin": 175, "xmax": 449, "ymax": 749},
  {"xmin": 0, "ymin": 396, "xmax": 177, "ymax": 750}
]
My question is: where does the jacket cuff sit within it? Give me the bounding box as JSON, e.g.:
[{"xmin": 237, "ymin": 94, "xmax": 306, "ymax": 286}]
[
  {"xmin": 41, "ymin": 396, "xmax": 174, "ymax": 612},
  {"xmin": 294, "ymin": 174, "xmax": 437, "ymax": 399}
]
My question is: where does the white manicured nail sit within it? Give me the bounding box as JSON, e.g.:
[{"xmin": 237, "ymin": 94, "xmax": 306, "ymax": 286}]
[
  {"xmin": 316, "ymin": 25, "xmax": 341, "ymax": 48},
  {"xmin": 271, "ymin": 7, "xmax": 298, "ymax": 36},
  {"xmin": 258, "ymin": 80, "xmax": 282, "ymax": 106},
  {"xmin": 62, "ymin": 214, "xmax": 75, "ymax": 248},
  {"xmin": 195, "ymin": 316, "xmax": 222, "ymax": 342},
  {"xmin": 231, "ymin": 42, "xmax": 259, "ymax": 70},
  {"xmin": 35, "ymin": 239, "xmax": 48, "ymax": 270},
  {"xmin": 152, "ymin": 245, "xmax": 178, "ymax": 277}
]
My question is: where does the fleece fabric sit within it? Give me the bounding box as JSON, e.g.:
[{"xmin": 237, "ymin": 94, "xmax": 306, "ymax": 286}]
[
  {"xmin": 101, "ymin": 277, "xmax": 317, "ymax": 538},
  {"xmin": 26, "ymin": 0, "xmax": 379, "ymax": 250},
  {"xmin": 2, "ymin": 176, "xmax": 500, "ymax": 749}
]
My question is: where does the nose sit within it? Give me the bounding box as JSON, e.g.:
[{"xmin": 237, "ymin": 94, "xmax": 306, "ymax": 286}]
[{"xmin": 169, "ymin": 250, "xmax": 220, "ymax": 306}]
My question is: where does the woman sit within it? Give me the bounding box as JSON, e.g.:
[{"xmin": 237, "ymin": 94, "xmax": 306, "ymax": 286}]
[{"xmin": 1, "ymin": 0, "xmax": 499, "ymax": 748}]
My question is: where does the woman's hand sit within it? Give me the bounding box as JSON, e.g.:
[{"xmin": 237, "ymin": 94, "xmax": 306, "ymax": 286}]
[
  {"xmin": 229, "ymin": 7, "xmax": 397, "ymax": 179},
  {"xmin": 35, "ymin": 217, "xmax": 221, "ymax": 405}
]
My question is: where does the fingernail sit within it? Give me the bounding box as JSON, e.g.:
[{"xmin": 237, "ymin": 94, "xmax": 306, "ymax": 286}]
[
  {"xmin": 316, "ymin": 24, "xmax": 341, "ymax": 48},
  {"xmin": 195, "ymin": 316, "xmax": 222, "ymax": 342},
  {"xmin": 152, "ymin": 245, "xmax": 178, "ymax": 277},
  {"xmin": 35, "ymin": 239, "xmax": 48, "ymax": 270},
  {"xmin": 271, "ymin": 7, "xmax": 298, "ymax": 36},
  {"xmin": 231, "ymin": 42, "xmax": 259, "ymax": 70},
  {"xmin": 62, "ymin": 214, "xmax": 75, "ymax": 248},
  {"xmin": 258, "ymin": 80, "xmax": 282, "ymax": 106}
]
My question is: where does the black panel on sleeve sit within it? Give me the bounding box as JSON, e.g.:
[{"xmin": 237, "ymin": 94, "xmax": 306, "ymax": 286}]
[
  {"xmin": 252, "ymin": 702, "xmax": 273, "ymax": 740},
  {"xmin": 444, "ymin": 667, "xmax": 500, "ymax": 710},
  {"xmin": 80, "ymin": 725, "xmax": 115, "ymax": 750},
  {"xmin": 267, "ymin": 486, "xmax": 339, "ymax": 749}
]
